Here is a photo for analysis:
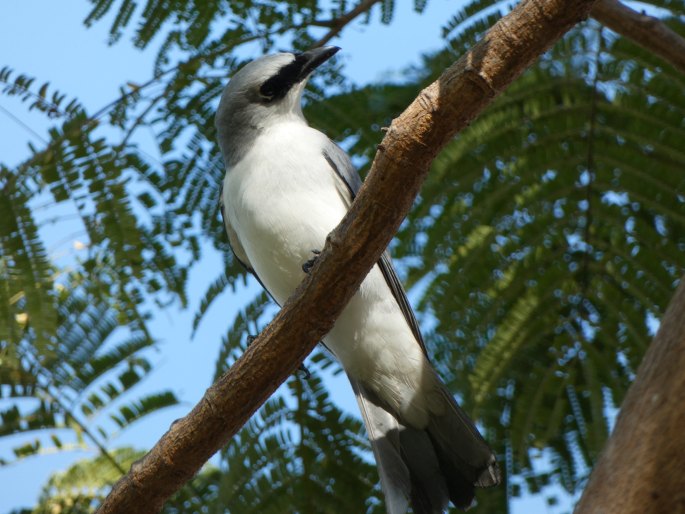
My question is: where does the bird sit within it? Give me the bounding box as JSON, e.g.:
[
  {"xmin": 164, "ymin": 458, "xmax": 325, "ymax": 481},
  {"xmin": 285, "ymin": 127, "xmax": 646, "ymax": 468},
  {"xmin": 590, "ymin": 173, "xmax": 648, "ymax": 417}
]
[{"xmin": 215, "ymin": 46, "xmax": 500, "ymax": 513}]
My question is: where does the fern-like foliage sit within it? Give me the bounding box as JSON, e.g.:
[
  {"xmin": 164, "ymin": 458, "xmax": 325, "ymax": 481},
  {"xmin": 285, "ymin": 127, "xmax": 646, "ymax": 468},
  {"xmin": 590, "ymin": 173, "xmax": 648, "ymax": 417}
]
[
  {"xmin": 396, "ymin": 11, "xmax": 684, "ymax": 503},
  {"xmin": 0, "ymin": 66, "xmax": 188, "ymax": 306},
  {"xmin": 0, "ymin": 273, "xmax": 178, "ymax": 466},
  {"xmin": 1, "ymin": 64, "xmax": 185, "ymax": 474},
  {"xmin": 21, "ymin": 447, "xmax": 219, "ymax": 514},
  {"xmin": 84, "ymin": 0, "xmax": 391, "ymax": 58}
]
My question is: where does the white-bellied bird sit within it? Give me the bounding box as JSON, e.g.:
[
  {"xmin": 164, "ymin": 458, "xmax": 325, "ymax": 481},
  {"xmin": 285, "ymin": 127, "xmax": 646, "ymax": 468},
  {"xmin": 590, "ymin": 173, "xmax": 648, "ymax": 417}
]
[{"xmin": 215, "ymin": 46, "xmax": 500, "ymax": 513}]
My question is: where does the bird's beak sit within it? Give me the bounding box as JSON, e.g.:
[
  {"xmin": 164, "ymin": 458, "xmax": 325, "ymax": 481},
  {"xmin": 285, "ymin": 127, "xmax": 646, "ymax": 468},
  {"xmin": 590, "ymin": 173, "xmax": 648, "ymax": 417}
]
[{"xmin": 295, "ymin": 46, "xmax": 340, "ymax": 80}]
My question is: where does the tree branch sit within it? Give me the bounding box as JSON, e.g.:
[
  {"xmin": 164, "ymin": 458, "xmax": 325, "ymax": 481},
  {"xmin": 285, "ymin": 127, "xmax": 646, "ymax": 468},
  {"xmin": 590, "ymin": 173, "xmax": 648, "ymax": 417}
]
[
  {"xmin": 574, "ymin": 275, "xmax": 685, "ymax": 514},
  {"xmin": 591, "ymin": 0, "xmax": 685, "ymax": 74},
  {"xmin": 95, "ymin": 1, "xmax": 597, "ymax": 512},
  {"xmin": 311, "ymin": 0, "xmax": 381, "ymax": 48}
]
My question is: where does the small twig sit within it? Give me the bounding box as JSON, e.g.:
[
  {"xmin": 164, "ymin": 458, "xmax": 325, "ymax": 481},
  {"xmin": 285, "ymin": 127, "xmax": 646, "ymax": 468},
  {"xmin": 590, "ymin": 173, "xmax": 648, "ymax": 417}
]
[
  {"xmin": 120, "ymin": 94, "xmax": 164, "ymax": 148},
  {"xmin": 0, "ymin": 103, "xmax": 48, "ymax": 144},
  {"xmin": 311, "ymin": 0, "xmax": 382, "ymax": 48},
  {"xmin": 0, "ymin": 77, "xmax": 71, "ymax": 121}
]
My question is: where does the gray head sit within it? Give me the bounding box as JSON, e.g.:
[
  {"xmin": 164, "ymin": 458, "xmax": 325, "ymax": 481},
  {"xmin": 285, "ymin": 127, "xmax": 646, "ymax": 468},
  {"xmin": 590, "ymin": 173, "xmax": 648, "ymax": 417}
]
[{"xmin": 215, "ymin": 46, "xmax": 340, "ymax": 166}]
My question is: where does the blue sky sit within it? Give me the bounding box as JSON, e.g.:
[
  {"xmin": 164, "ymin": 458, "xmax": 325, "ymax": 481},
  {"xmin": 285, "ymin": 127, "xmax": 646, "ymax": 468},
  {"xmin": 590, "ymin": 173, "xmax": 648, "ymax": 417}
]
[{"xmin": 0, "ymin": 1, "xmax": 572, "ymax": 512}]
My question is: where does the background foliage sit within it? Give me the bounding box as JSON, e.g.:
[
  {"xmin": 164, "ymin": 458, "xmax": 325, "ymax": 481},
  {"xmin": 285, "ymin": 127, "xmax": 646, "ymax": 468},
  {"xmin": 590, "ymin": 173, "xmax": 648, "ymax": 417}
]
[{"xmin": 1, "ymin": 0, "xmax": 684, "ymax": 512}]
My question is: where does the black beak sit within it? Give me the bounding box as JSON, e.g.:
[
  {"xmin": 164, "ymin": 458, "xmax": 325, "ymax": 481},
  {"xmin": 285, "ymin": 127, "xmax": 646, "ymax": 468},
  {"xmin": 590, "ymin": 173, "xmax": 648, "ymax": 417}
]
[{"xmin": 295, "ymin": 46, "xmax": 341, "ymax": 80}]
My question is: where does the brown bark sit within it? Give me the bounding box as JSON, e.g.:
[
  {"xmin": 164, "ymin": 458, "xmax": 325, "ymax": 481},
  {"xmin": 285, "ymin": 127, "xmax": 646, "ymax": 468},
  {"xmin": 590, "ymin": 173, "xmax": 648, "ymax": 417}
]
[
  {"xmin": 591, "ymin": 0, "xmax": 685, "ymax": 75},
  {"xmin": 574, "ymin": 277, "xmax": 685, "ymax": 514},
  {"xmin": 95, "ymin": 1, "xmax": 597, "ymax": 512}
]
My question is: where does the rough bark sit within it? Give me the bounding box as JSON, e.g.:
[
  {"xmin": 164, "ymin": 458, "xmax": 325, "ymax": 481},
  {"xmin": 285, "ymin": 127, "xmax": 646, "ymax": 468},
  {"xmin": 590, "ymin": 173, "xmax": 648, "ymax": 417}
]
[
  {"xmin": 95, "ymin": 1, "xmax": 597, "ymax": 512},
  {"xmin": 574, "ymin": 276, "xmax": 685, "ymax": 514},
  {"xmin": 591, "ymin": 0, "xmax": 685, "ymax": 75}
]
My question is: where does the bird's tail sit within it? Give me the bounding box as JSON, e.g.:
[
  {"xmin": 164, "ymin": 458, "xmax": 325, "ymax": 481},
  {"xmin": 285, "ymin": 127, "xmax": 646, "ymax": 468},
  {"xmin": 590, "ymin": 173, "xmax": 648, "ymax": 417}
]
[{"xmin": 350, "ymin": 378, "xmax": 500, "ymax": 513}]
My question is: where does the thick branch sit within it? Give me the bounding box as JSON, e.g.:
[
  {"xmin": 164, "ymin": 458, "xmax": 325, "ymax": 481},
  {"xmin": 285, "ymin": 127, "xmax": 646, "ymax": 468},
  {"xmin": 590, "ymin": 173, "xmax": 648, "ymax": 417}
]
[
  {"xmin": 574, "ymin": 275, "xmax": 685, "ymax": 514},
  {"xmin": 96, "ymin": 1, "xmax": 597, "ymax": 512},
  {"xmin": 591, "ymin": 0, "xmax": 685, "ymax": 74}
]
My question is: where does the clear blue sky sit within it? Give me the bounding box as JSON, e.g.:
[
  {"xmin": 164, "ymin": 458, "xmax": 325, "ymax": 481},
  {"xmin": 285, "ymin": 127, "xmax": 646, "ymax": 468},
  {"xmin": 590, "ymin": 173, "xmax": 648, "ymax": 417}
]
[{"xmin": 0, "ymin": 1, "xmax": 572, "ymax": 512}]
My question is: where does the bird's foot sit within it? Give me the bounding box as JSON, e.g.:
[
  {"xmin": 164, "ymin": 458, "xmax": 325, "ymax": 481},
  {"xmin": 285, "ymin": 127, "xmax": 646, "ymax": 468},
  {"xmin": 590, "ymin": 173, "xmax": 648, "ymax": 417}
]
[
  {"xmin": 302, "ymin": 249, "xmax": 322, "ymax": 274},
  {"xmin": 297, "ymin": 363, "xmax": 311, "ymax": 380}
]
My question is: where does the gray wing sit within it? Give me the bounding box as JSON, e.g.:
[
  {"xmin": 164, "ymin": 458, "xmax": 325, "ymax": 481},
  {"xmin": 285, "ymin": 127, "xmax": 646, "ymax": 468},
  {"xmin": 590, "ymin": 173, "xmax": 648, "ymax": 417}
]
[{"xmin": 323, "ymin": 142, "xmax": 428, "ymax": 355}]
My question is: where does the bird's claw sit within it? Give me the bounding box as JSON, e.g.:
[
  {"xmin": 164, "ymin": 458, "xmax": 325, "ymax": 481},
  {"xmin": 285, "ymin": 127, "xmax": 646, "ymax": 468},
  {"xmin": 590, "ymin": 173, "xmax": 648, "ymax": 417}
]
[
  {"xmin": 302, "ymin": 249, "xmax": 322, "ymax": 274},
  {"xmin": 297, "ymin": 363, "xmax": 311, "ymax": 380}
]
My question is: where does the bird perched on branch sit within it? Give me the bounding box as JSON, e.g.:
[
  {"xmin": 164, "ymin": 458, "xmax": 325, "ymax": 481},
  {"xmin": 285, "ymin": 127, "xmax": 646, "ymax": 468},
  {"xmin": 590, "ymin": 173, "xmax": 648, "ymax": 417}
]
[{"xmin": 215, "ymin": 46, "xmax": 500, "ymax": 513}]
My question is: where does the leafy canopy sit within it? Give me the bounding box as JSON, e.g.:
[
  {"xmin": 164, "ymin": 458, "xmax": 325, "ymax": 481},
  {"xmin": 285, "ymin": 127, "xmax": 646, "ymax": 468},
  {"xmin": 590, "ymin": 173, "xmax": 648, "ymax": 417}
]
[{"xmin": 1, "ymin": 0, "xmax": 684, "ymax": 512}]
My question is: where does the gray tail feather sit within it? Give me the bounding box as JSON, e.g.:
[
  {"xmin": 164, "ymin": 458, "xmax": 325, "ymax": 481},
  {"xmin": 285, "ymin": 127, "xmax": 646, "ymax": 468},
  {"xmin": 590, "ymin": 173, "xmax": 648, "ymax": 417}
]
[{"xmin": 350, "ymin": 378, "xmax": 500, "ymax": 513}]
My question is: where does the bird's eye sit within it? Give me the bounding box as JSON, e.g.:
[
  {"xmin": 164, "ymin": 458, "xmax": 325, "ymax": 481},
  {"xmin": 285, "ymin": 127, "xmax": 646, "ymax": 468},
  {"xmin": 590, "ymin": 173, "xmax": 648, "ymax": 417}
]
[{"xmin": 259, "ymin": 85, "xmax": 275, "ymax": 103}]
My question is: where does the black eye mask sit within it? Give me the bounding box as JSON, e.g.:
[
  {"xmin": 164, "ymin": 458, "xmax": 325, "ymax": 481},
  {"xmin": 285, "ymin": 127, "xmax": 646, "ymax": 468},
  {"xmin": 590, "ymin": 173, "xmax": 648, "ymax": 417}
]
[
  {"xmin": 259, "ymin": 54, "xmax": 310, "ymax": 101},
  {"xmin": 258, "ymin": 47, "xmax": 337, "ymax": 102}
]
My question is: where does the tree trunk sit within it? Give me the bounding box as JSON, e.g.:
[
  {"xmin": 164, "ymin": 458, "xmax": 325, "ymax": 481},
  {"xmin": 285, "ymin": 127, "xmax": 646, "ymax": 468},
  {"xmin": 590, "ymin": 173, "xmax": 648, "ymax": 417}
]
[{"xmin": 575, "ymin": 276, "xmax": 685, "ymax": 514}]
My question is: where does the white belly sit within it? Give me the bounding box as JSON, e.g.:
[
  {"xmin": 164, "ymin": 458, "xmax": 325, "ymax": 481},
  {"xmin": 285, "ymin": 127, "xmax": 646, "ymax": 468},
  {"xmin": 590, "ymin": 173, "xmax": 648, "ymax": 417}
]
[{"xmin": 223, "ymin": 121, "xmax": 440, "ymax": 427}]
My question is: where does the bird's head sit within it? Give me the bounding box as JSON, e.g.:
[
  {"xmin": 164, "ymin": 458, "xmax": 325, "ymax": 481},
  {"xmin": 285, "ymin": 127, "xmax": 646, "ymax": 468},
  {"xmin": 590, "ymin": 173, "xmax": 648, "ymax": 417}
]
[{"xmin": 215, "ymin": 47, "xmax": 340, "ymax": 164}]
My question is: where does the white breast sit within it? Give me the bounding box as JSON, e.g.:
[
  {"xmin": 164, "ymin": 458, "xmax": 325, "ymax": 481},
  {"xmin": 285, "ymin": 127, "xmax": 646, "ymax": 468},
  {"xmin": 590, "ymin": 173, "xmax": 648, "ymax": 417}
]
[{"xmin": 223, "ymin": 121, "xmax": 348, "ymax": 304}]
